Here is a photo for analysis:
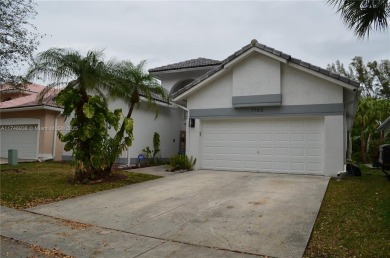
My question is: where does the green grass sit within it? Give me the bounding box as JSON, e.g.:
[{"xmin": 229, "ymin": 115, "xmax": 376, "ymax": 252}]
[
  {"xmin": 0, "ymin": 162, "xmax": 160, "ymax": 209},
  {"xmin": 305, "ymin": 165, "xmax": 390, "ymax": 257}
]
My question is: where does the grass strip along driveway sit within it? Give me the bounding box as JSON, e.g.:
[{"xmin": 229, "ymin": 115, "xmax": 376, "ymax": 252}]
[
  {"xmin": 0, "ymin": 162, "xmax": 160, "ymax": 209},
  {"xmin": 305, "ymin": 166, "xmax": 390, "ymax": 257}
]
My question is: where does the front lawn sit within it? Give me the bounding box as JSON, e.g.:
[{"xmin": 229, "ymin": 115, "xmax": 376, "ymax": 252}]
[
  {"xmin": 305, "ymin": 165, "xmax": 390, "ymax": 257},
  {"xmin": 0, "ymin": 162, "xmax": 160, "ymax": 209}
]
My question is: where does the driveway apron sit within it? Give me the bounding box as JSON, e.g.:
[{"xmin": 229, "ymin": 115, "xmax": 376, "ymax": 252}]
[{"xmin": 27, "ymin": 170, "xmax": 330, "ymax": 258}]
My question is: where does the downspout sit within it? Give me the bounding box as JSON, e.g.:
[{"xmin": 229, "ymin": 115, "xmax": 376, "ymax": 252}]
[
  {"xmin": 339, "ymin": 86, "xmax": 360, "ymax": 180},
  {"xmin": 52, "ymin": 112, "xmax": 62, "ymax": 160},
  {"xmin": 127, "ymin": 147, "xmax": 131, "ymax": 166}
]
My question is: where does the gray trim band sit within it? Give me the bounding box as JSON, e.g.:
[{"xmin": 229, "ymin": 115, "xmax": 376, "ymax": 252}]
[
  {"xmin": 61, "ymin": 156, "xmax": 169, "ymax": 165},
  {"xmin": 190, "ymin": 103, "xmax": 343, "ymax": 118},
  {"xmin": 232, "ymin": 94, "xmax": 281, "ymax": 107}
]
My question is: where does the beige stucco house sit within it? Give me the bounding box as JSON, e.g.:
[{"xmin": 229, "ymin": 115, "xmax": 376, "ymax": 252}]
[{"xmin": 0, "ymin": 84, "xmax": 64, "ymax": 161}]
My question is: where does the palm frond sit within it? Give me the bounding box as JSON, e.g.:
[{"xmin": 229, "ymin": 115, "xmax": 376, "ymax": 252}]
[
  {"xmin": 110, "ymin": 60, "xmax": 168, "ymax": 118},
  {"xmin": 327, "ymin": 0, "xmax": 389, "ymax": 38}
]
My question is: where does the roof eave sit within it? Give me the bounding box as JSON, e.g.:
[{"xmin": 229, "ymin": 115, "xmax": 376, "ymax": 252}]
[
  {"xmin": 0, "ymin": 105, "xmax": 63, "ymax": 113},
  {"xmin": 288, "ymin": 62, "xmax": 360, "ymax": 91},
  {"xmin": 172, "ymin": 40, "xmax": 360, "ymax": 100},
  {"xmin": 173, "ymin": 66, "xmax": 226, "ymax": 101},
  {"xmin": 149, "ymin": 65, "xmax": 220, "ymax": 79},
  {"xmin": 224, "ymin": 48, "xmax": 287, "ymax": 70}
]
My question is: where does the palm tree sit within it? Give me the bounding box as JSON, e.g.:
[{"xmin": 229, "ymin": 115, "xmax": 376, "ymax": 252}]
[
  {"xmin": 26, "ymin": 48, "xmax": 118, "ymax": 179},
  {"xmin": 327, "ymin": 0, "xmax": 389, "ymax": 38},
  {"xmin": 108, "ymin": 60, "xmax": 168, "ymax": 167}
]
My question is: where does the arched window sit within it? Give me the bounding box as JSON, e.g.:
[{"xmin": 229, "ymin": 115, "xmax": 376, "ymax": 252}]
[{"xmin": 170, "ymin": 79, "xmax": 194, "ymax": 95}]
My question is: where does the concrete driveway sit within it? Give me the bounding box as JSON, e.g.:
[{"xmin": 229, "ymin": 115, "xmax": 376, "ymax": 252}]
[{"xmin": 28, "ymin": 170, "xmax": 329, "ymax": 258}]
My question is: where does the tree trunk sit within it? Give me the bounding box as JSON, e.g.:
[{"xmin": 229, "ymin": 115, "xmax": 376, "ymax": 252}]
[
  {"xmin": 73, "ymin": 88, "xmax": 104, "ymax": 181},
  {"xmin": 361, "ymin": 129, "xmax": 367, "ymax": 164},
  {"xmin": 367, "ymin": 133, "xmax": 372, "ymax": 157},
  {"xmin": 347, "ymin": 131, "xmax": 352, "ymax": 161},
  {"xmin": 108, "ymin": 101, "xmax": 137, "ymax": 170}
]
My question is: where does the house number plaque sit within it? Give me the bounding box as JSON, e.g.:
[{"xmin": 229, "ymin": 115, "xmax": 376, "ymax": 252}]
[{"xmin": 251, "ymin": 107, "xmax": 264, "ymax": 113}]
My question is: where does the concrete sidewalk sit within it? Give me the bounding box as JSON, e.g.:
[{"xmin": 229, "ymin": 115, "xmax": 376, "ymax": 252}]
[{"xmin": 0, "ymin": 206, "xmax": 261, "ymax": 258}]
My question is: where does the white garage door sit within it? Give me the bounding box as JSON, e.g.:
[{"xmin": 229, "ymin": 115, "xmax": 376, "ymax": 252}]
[
  {"xmin": 0, "ymin": 124, "xmax": 38, "ymax": 159},
  {"xmin": 201, "ymin": 117, "xmax": 324, "ymax": 175}
]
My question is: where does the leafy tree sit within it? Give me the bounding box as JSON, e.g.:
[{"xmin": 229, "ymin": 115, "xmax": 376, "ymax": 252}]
[
  {"xmin": 26, "ymin": 49, "xmax": 167, "ymax": 180},
  {"xmin": 108, "ymin": 61, "xmax": 168, "ymax": 168},
  {"xmin": 353, "ymin": 98, "xmax": 390, "ymax": 163},
  {"xmin": 26, "ymin": 48, "xmax": 133, "ymax": 181},
  {"xmin": 327, "ymin": 0, "xmax": 389, "ymax": 38},
  {"xmin": 56, "ymin": 89, "xmax": 131, "ymax": 181},
  {"xmin": 327, "ymin": 56, "xmax": 389, "ymax": 99},
  {"xmin": 367, "ymin": 60, "xmax": 390, "ymax": 98},
  {"xmin": 0, "ymin": 0, "xmax": 42, "ymax": 85},
  {"xmin": 328, "ymin": 57, "xmax": 390, "ymax": 163}
]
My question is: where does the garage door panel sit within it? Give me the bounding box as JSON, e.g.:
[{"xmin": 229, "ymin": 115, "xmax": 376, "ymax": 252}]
[
  {"xmin": 306, "ymin": 162, "xmax": 322, "ymax": 173},
  {"xmin": 275, "ymin": 161, "xmax": 289, "ymax": 171},
  {"xmin": 291, "ymin": 133, "xmax": 305, "ymax": 141},
  {"xmin": 289, "ymin": 120, "xmax": 306, "ymax": 130},
  {"xmin": 258, "ymin": 120, "xmax": 273, "ymax": 128},
  {"xmin": 230, "ymin": 154, "xmax": 243, "ymax": 160},
  {"xmin": 272, "ymin": 120, "xmax": 290, "ymax": 129},
  {"xmin": 244, "ymin": 133, "xmax": 257, "ymax": 141},
  {"xmin": 215, "ymin": 147, "xmax": 228, "ymax": 154},
  {"xmin": 290, "ymin": 162, "xmax": 305, "ymax": 171},
  {"xmin": 259, "ymin": 133, "xmax": 273, "ymax": 141},
  {"xmin": 201, "ymin": 118, "xmax": 324, "ymax": 175},
  {"xmin": 242, "ymin": 161, "xmax": 257, "ymax": 171},
  {"xmin": 274, "ymin": 133, "xmax": 289, "ymax": 141},
  {"xmin": 229, "ymin": 148, "xmax": 243, "ymax": 155},
  {"xmin": 213, "ymin": 141, "xmax": 229, "ymax": 148},
  {"xmin": 290, "ymin": 147, "xmax": 305, "ymax": 157},
  {"xmin": 202, "ymin": 160, "xmax": 215, "ymax": 168},
  {"xmin": 243, "ymin": 154, "xmax": 257, "ymax": 161},
  {"xmin": 230, "ymin": 161, "xmax": 242, "ymax": 169},
  {"xmin": 274, "ymin": 147, "xmax": 289, "ymax": 155},
  {"xmin": 259, "ymin": 161, "xmax": 273, "ymax": 170},
  {"xmin": 307, "ymin": 120, "xmax": 323, "ymax": 130},
  {"xmin": 1, "ymin": 125, "xmax": 38, "ymax": 159},
  {"xmin": 307, "ymin": 133, "xmax": 322, "ymax": 141},
  {"xmin": 307, "ymin": 148, "xmax": 321, "ymax": 157},
  {"xmin": 203, "ymin": 134, "xmax": 216, "ymax": 141},
  {"xmin": 259, "ymin": 147, "xmax": 273, "ymax": 155}
]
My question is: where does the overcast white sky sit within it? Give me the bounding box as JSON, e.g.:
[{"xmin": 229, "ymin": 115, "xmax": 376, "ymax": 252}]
[{"xmin": 33, "ymin": 0, "xmax": 389, "ymax": 74}]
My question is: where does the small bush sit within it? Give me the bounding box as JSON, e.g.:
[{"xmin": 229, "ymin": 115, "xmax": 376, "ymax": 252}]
[
  {"xmin": 142, "ymin": 132, "xmax": 161, "ymax": 165},
  {"xmin": 169, "ymin": 154, "xmax": 196, "ymax": 171}
]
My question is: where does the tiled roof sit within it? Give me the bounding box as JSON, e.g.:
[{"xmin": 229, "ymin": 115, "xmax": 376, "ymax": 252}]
[
  {"xmin": 0, "ymin": 84, "xmax": 61, "ymax": 109},
  {"xmin": 172, "ymin": 39, "xmax": 360, "ymax": 99},
  {"xmin": 149, "ymin": 58, "xmax": 222, "ymax": 72}
]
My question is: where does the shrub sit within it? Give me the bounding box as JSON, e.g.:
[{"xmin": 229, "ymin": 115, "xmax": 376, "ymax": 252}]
[
  {"xmin": 369, "ymin": 138, "xmax": 383, "ymax": 167},
  {"xmin": 169, "ymin": 154, "xmax": 196, "ymax": 171},
  {"xmin": 142, "ymin": 132, "xmax": 161, "ymax": 165}
]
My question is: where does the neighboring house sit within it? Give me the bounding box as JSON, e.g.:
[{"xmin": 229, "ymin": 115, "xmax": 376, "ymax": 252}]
[
  {"xmin": 378, "ymin": 116, "xmax": 390, "ymax": 134},
  {"xmin": 158, "ymin": 39, "xmax": 360, "ymax": 177},
  {"xmin": 0, "ymin": 84, "xmax": 64, "ymax": 160},
  {"xmin": 0, "ymin": 83, "xmax": 185, "ymax": 164}
]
